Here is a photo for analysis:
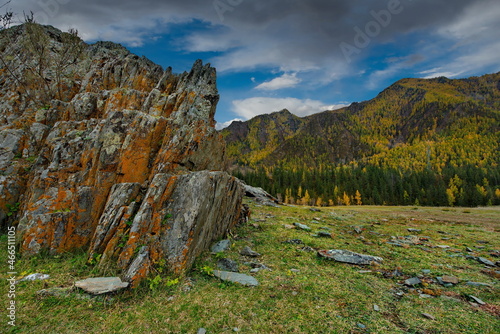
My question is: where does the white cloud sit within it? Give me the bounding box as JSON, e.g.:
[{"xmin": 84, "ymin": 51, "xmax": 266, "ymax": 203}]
[
  {"xmin": 255, "ymin": 73, "xmax": 301, "ymax": 91},
  {"xmin": 419, "ymin": 68, "xmax": 465, "ymax": 79},
  {"xmin": 215, "ymin": 118, "xmax": 243, "ymax": 130},
  {"xmin": 232, "ymin": 97, "xmax": 349, "ymax": 120}
]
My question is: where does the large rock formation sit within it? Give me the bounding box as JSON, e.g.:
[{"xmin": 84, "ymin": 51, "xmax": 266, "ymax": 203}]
[{"xmin": 0, "ymin": 24, "xmax": 244, "ymax": 286}]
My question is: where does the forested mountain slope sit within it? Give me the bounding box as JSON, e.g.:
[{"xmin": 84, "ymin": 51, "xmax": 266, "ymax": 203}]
[{"xmin": 221, "ymin": 73, "xmax": 500, "ymax": 206}]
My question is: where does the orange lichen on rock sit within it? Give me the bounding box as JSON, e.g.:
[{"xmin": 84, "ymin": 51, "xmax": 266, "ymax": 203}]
[{"xmin": 1, "ymin": 23, "xmax": 244, "ymax": 288}]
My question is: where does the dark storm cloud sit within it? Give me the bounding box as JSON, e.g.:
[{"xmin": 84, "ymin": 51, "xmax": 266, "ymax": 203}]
[{"xmin": 6, "ymin": 0, "xmax": 499, "ymax": 78}]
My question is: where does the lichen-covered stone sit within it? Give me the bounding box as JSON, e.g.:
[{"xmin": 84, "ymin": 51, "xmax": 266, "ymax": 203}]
[{"xmin": 0, "ymin": 24, "xmax": 244, "ymax": 287}]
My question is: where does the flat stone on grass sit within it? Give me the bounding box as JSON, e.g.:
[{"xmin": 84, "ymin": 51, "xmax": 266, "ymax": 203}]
[
  {"xmin": 213, "ymin": 270, "xmax": 259, "ymax": 287},
  {"xmin": 318, "ymin": 249, "xmax": 383, "ymax": 265},
  {"xmin": 75, "ymin": 277, "xmax": 129, "ymax": 295}
]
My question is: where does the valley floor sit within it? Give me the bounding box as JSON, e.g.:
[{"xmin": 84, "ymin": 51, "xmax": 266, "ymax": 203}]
[{"xmin": 1, "ymin": 203, "xmax": 499, "ymax": 333}]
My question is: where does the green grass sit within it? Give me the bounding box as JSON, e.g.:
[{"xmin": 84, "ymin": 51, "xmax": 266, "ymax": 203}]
[{"xmin": 1, "ymin": 202, "xmax": 499, "ymax": 333}]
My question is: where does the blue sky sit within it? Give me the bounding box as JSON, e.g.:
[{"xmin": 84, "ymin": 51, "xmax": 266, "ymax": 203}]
[{"xmin": 8, "ymin": 0, "xmax": 500, "ymax": 128}]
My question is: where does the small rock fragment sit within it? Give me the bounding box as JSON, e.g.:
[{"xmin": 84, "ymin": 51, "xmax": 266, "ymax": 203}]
[
  {"xmin": 436, "ymin": 245, "xmax": 451, "ymax": 249},
  {"xmin": 213, "ymin": 270, "xmax": 259, "ymax": 287},
  {"xmin": 421, "ymin": 269, "xmax": 431, "ymax": 275},
  {"xmin": 293, "ymin": 222, "xmax": 312, "ymax": 231},
  {"xmin": 316, "ymin": 231, "xmax": 332, "ymax": 238},
  {"xmin": 356, "ymin": 323, "xmax": 366, "ymax": 329},
  {"xmin": 283, "ymin": 224, "xmax": 296, "ymax": 229},
  {"xmin": 16, "ymin": 273, "xmax": 50, "ymax": 284},
  {"xmin": 282, "ymin": 239, "xmax": 304, "ymax": 245},
  {"xmin": 442, "ymin": 276, "xmax": 459, "ymax": 284},
  {"xmin": 408, "ymin": 228, "xmax": 421, "ymax": 233},
  {"xmin": 240, "ymin": 246, "xmax": 261, "ymax": 257},
  {"xmin": 75, "ymin": 277, "xmax": 129, "ymax": 295},
  {"xmin": 468, "ymin": 295, "xmax": 486, "ymax": 305},
  {"xmin": 466, "ymin": 282, "xmax": 492, "ymax": 287},
  {"xmin": 373, "ymin": 304, "xmax": 380, "ymax": 312},
  {"xmin": 421, "ymin": 313, "xmax": 435, "ymax": 320},
  {"xmin": 197, "ymin": 328, "xmax": 207, "ymax": 334},
  {"xmin": 477, "ymin": 257, "xmax": 496, "ymax": 266},
  {"xmin": 404, "ymin": 277, "xmax": 422, "ymax": 286}
]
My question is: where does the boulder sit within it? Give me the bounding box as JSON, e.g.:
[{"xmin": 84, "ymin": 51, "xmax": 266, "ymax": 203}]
[{"xmin": 0, "ymin": 24, "xmax": 245, "ymax": 287}]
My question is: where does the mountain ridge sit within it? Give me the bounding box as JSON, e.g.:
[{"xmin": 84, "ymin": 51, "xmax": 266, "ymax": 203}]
[
  {"xmin": 221, "ymin": 72, "xmax": 500, "ymax": 207},
  {"xmin": 222, "ymin": 72, "xmax": 500, "ymax": 170}
]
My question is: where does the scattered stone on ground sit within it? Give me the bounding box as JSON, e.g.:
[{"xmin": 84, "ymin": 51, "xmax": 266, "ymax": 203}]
[
  {"xmin": 318, "ymin": 249, "xmax": 383, "ymax": 265},
  {"xmin": 354, "ymin": 226, "xmax": 363, "ymax": 234},
  {"xmin": 408, "ymin": 228, "xmax": 421, "ymax": 233},
  {"xmin": 422, "ymin": 269, "xmax": 431, "ymax": 275},
  {"xmin": 309, "ymin": 208, "xmax": 321, "ymax": 212},
  {"xmin": 197, "ymin": 328, "xmax": 207, "ymax": 334},
  {"xmin": 442, "ymin": 276, "xmax": 459, "ymax": 284},
  {"xmin": 290, "ymin": 268, "xmax": 300, "ymax": 273},
  {"xmin": 217, "ymin": 258, "xmax": 239, "ymax": 272},
  {"xmin": 16, "ymin": 273, "xmax": 50, "ymax": 283},
  {"xmin": 293, "ymin": 222, "xmax": 312, "ymax": 231},
  {"xmin": 316, "ymin": 231, "xmax": 333, "ymax": 238},
  {"xmin": 466, "ymin": 247, "xmax": 474, "ymax": 252},
  {"xmin": 74, "ymin": 277, "xmax": 129, "ymax": 295},
  {"xmin": 436, "ymin": 277, "xmax": 453, "ymax": 287},
  {"xmin": 301, "ymin": 246, "xmax": 315, "ymax": 252},
  {"xmin": 477, "ymin": 257, "xmax": 496, "ymax": 266},
  {"xmin": 310, "ymin": 220, "xmax": 321, "ymax": 224},
  {"xmin": 373, "ymin": 304, "xmax": 380, "ymax": 312},
  {"xmin": 405, "ymin": 277, "xmax": 422, "ymax": 286},
  {"xmin": 245, "ymin": 262, "xmax": 271, "ymax": 270},
  {"xmin": 240, "ymin": 246, "xmax": 261, "ymax": 257},
  {"xmin": 422, "ymin": 313, "xmax": 436, "ymax": 320},
  {"xmin": 212, "ymin": 270, "xmax": 259, "ymax": 287},
  {"xmin": 466, "ymin": 282, "xmax": 492, "ymax": 287},
  {"xmin": 468, "ymin": 295, "xmax": 486, "ymax": 305},
  {"xmin": 356, "ymin": 323, "xmax": 366, "ymax": 329},
  {"xmin": 358, "ymin": 270, "xmax": 373, "ymax": 274},
  {"xmin": 211, "ymin": 239, "xmax": 231, "ymax": 253},
  {"xmin": 283, "ymin": 224, "xmax": 296, "ymax": 229},
  {"xmin": 282, "ymin": 239, "xmax": 304, "ymax": 245},
  {"xmin": 436, "ymin": 245, "xmax": 451, "ymax": 249}
]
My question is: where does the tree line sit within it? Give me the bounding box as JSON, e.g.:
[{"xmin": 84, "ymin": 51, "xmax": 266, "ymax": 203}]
[{"xmin": 233, "ymin": 163, "xmax": 500, "ymax": 207}]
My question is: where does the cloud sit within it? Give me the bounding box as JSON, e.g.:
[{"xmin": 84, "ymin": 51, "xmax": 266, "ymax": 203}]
[
  {"xmin": 255, "ymin": 73, "xmax": 301, "ymax": 91},
  {"xmin": 215, "ymin": 118, "xmax": 243, "ymax": 130},
  {"xmin": 232, "ymin": 97, "xmax": 349, "ymax": 120},
  {"xmin": 7, "ymin": 0, "xmax": 486, "ymax": 76}
]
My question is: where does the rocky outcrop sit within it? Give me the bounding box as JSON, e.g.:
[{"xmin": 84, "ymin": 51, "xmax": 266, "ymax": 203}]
[{"xmin": 0, "ymin": 24, "xmax": 244, "ymax": 286}]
